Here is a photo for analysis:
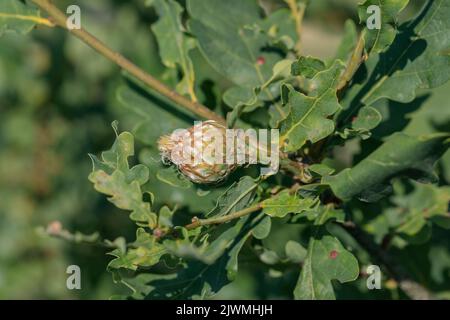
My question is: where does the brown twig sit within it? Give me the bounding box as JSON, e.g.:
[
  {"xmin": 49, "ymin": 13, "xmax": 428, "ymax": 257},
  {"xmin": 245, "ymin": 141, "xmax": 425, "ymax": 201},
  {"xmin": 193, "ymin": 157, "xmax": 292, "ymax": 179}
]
[
  {"xmin": 339, "ymin": 221, "xmax": 435, "ymax": 300},
  {"xmin": 337, "ymin": 32, "xmax": 367, "ymax": 92},
  {"xmin": 30, "ymin": 0, "xmax": 226, "ymax": 125},
  {"xmin": 185, "ymin": 203, "xmax": 263, "ymax": 230}
]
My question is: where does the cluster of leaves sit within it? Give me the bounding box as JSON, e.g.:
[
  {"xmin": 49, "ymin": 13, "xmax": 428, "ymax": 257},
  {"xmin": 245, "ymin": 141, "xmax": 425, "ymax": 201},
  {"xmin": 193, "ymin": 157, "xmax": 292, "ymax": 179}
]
[
  {"xmin": 2, "ymin": 0, "xmax": 449, "ymax": 299},
  {"xmin": 0, "ymin": 0, "xmax": 161, "ymax": 298}
]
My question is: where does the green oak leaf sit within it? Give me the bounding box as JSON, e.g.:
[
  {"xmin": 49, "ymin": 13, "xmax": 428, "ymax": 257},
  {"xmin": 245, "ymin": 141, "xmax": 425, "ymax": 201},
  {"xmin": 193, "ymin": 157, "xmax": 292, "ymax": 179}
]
[
  {"xmin": 358, "ymin": 0, "xmax": 410, "ymax": 53},
  {"xmin": 140, "ymin": 149, "xmax": 229, "ymax": 212},
  {"xmin": 259, "ymin": 7, "xmax": 299, "ymax": 51},
  {"xmin": 162, "ymin": 227, "xmax": 214, "ymax": 264},
  {"xmin": 156, "ymin": 166, "xmax": 193, "ymax": 189},
  {"xmin": 351, "ymin": 106, "xmax": 382, "ymax": 132},
  {"xmin": 285, "ymin": 240, "xmax": 307, "ymax": 263},
  {"xmin": 110, "ymin": 273, "xmax": 173, "ymax": 300},
  {"xmin": 307, "ymin": 164, "xmax": 335, "ymax": 178},
  {"xmin": 334, "ymin": 19, "xmax": 359, "ymax": 63},
  {"xmin": 393, "ymin": 183, "xmax": 450, "ymax": 239},
  {"xmin": 280, "ymin": 60, "xmax": 345, "ymax": 152},
  {"xmin": 0, "ymin": 0, "xmax": 45, "ymax": 36},
  {"xmin": 294, "ymin": 204, "xmax": 357, "ymax": 300},
  {"xmin": 261, "ymin": 190, "xmax": 318, "ymax": 218},
  {"xmin": 157, "ymin": 205, "xmax": 176, "ymax": 229},
  {"xmin": 149, "ymin": 0, "xmax": 197, "ymax": 99},
  {"xmin": 206, "ymin": 176, "xmax": 257, "ymax": 218},
  {"xmin": 294, "ymin": 230, "xmax": 359, "ymax": 300},
  {"xmin": 337, "ymin": 106, "xmax": 382, "ymax": 140},
  {"xmin": 313, "ymin": 205, "xmax": 346, "ymax": 226},
  {"xmin": 162, "ymin": 176, "xmax": 260, "ymax": 266},
  {"xmin": 429, "ymin": 246, "xmax": 450, "ymax": 285},
  {"xmin": 107, "ymin": 228, "xmax": 166, "ymax": 271},
  {"xmin": 187, "ymin": 0, "xmax": 288, "ymax": 127},
  {"xmin": 116, "ymin": 85, "xmax": 193, "ymax": 147},
  {"xmin": 89, "ymin": 169, "xmax": 155, "ymax": 225},
  {"xmin": 116, "ymin": 85, "xmax": 236, "ymax": 212},
  {"xmin": 224, "ymin": 59, "xmax": 292, "ymax": 127},
  {"xmin": 88, "ymin": 124, "xmax": 157, "ymax": 227},
  {"xmin": 187, "ymin": 0, "xmax": 276, "ymax": 87},
  {"xmin": 143, "ymin": 213, "xmax": 267, "ymax": 299},
  {"xmin": 252, "ymin": 215, "xmax": 272, "ymax": 239},
  {"xmin": 362, "ymin": 0, "xmax": 450, "ymax": 106},
  {"xmin": 291, "ymin": 56, "xmax": 326, "ymax": 79},
  {"xmin": 324, "ymin": 133, "xmax": 450, "ymax": 202},
  {"xmin": 292, "ymin": 203, "xmax": 345, "ymax": 225}
]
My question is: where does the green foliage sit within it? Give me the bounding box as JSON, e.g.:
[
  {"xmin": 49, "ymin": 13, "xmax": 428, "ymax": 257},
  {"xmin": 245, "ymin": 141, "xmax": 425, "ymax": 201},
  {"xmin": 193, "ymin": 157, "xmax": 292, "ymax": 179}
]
[
  {"xmin": 280, "ymin": 60, "xmax": 344, "ymax": 151},
  {"xmin": 2, "ymin": 0, "xmax": 450, "ymax": 301},
  {"xmin": 324, "ymin": 133, "xmax": 449, "ymax": 202},
  {"xmin": 89, "ymin": 125, "xmax": 157, "ymax": 227},
  {"xmin": 294, "ymin": 231, "xmax": 359, "ymax": 299},
  {"xmin": 148, "ymin": 0, "xmax": 197, "ymax": 99},
  {"xmin": 359, "ymin": 0, "xmax": 410, "ymax": 53},
  {"xmin": 261, "ymin": 190, "xmax": 318, "ymax": 218},
  {"xmin": 337, "ymin": 106, "xmax": 382, "ymax": 140},
  {"xmin": 358, "ymin": 0, "xmax": 450, "ymax": 106},
  {"xmin": 0, "ymin": 0, "xmax": 41, "ymax": 36}
]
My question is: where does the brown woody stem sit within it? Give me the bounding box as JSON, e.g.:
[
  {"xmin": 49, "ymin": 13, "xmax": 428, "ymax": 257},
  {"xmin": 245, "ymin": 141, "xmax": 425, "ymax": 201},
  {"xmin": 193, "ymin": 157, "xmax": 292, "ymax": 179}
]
[
  {"xmin": 185, "ymin": 203, "xmax": 263, "ymax": 230},
  {"xmin": 339, "ymin": 221, "xmax": 435, "ymax": 300},
  {"xmin": 30, "ymin": 0, "xmax": 226, "ymax": 125},
  {"xmin": 337, "ymin": 32, "xmax": 367, "ymax": 92}
]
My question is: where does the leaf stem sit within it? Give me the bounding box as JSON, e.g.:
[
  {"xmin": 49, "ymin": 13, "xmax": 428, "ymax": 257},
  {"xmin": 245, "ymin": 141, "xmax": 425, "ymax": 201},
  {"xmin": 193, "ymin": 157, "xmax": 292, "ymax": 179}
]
[
  {"xmin": 30, "ymin": 0, "xmax": 226, "ymax": 125},
  {"xmin": 185, "ymin": 203, "xmax": 263, "ymax": 229},
  {"xmin": 0, "ymin": 13, "xmax": 55, "ymax": 27},
  {"xmin": 337, "ymin": 32, "xmax": 367, "ymax": 92}
]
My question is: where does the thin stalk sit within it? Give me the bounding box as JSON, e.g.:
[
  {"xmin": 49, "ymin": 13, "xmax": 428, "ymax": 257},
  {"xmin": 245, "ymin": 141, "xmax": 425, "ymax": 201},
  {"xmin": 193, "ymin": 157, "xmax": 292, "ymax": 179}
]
[
  {"xmin": 30, "ymin": 1, "xmax": 316, "ymax": 180},
  {"xmin": 185, "ymin": 203, "xmax": 263, "ymax": 230},
  {"xmin": 30, "ymin": 0, "xmax": 226, "ymax": 125},
  {"xmin": 0, "ymin": 13, "xmax": 55, "ymax": 27},
  {"xmin": 337, "ymin": 32, "xmax": 367, "ymax": 92}
]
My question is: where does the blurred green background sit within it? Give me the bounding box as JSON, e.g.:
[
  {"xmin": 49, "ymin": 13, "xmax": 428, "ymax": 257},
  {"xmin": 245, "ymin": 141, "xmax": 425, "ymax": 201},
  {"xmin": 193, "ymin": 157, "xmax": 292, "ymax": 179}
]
[{"xmin": 0, "ymin": 0, "xmax": 446, "ymax": 299}]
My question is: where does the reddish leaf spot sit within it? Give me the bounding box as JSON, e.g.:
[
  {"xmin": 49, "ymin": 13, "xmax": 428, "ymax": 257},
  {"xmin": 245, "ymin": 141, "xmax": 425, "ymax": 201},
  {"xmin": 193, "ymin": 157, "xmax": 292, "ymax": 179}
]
[
  {"xmin": 329, "ymin": 250, "xmax": 339, "ymax": 259},
  {"xmin": 153, "ymin": 228, "xmax": 163, "ymax": 238},
  {"xmin": 257, "ymin": 56, "xmax": 266, "ymax": 65},
  {"xmin": 351, "ymin": 116, "xmax": 358, "ymax": 123}
]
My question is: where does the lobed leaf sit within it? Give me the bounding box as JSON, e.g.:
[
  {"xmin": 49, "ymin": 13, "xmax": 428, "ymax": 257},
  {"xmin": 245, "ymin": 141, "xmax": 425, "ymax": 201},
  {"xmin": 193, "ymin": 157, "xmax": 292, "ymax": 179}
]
[
  {"xmin": 88, "ymin": 125, "xmax": 157, "ymax": 227},
  {"xmin": 149, "ymin": 0, "xmax": 197, "ymax": 99},
  {"xmin": 0, "ymin": 0, "xmax": 47, "ymax": 36},
  {"xmin": 393, "ymin": 183, "xmax": 450, "ymax": 240},
  {"xmin": 144, "ymin": 213, "xmax": 267, "ymax": 299},
  {"xmin": 280, "ymin": 60, "xmax": 345, "ymax": 152},
  {"xmin": 206, "ymin": 176, "xmax": 258, "ymax": 218},
  {"xmin": 261, "ymin": 190, "xmax": 318, "ymax": 218},
  {"xmin": 358, "ymin": 0, "xmax": 410, "ymax": 54},
  {"xmin": 187, "ymin": 0, "xmax": 289, "ymax": 128},
  {"xmin": 337, "ymin": 106, "xmax": 382, "ymax": 140},
  {"xmin": 108, "ymin": 228, "xmax": 166, "ymax": 271},
  {"xmin": 291, "ymin": 56, "xmax": 326, "ymax": 79},
  {"xmin": 294, "ymin": 230, "xmax": 359, "ymax": 300},
  {"xmin": 324, "ymin": 133, "xmax": 450, "ymax": 202},
  {"xmin": 361, "ymin": 0, "xmax": 450, "ymax": 106}
]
